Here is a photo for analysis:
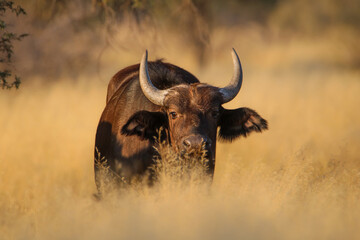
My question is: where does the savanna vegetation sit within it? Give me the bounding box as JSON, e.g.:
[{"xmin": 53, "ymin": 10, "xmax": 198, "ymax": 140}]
[
  {"xmin": 0, "ymin": 0, "xmax": 27, "ymax": 89},
  {"xmin": 0, "ymin": 0, "xmax": 359, "ymax": 239}
]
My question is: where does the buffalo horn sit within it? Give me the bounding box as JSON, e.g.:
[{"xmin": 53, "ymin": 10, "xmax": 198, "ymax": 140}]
[
  {"xmin": 219, "ymin": 48, "xmax": 243, "ymax": 103},
  {"xmin": 139, "ymin": 50, "xmax": 169, "ymax": 106}
]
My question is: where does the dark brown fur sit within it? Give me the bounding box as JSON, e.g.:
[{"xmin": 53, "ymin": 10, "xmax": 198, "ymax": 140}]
[{"xmin": 95, "ymin": 60, "xmax": 268, "ymax": 192}]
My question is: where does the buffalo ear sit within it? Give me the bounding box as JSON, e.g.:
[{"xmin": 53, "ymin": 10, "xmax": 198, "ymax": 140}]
[
  {"xmin": 121, "ymin": 110, "xmax": 168, "ymax": 141},
  {"xmin": 218, "ymin": 107, "xmax": 268, "ymax": 142}
]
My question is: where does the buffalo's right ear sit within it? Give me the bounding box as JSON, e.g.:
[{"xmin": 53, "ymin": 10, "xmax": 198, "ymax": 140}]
[
  {"xmin": 121, "ymin": 110, "xmax": 168, "ymax": 141},
  {"xmin": 218, "ymin": 107, "xmax": 268, "ymax": 142}
]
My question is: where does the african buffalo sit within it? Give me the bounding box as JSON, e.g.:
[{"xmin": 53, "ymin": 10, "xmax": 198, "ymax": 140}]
[{"xmin": 94, "ymin": 49, "xmax": 267, "ymax": 190}]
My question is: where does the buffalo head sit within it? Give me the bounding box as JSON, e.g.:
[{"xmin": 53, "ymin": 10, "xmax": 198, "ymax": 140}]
[{"xmin": 121, "ymin": 49, "xmax": 268, "ymax": 172}]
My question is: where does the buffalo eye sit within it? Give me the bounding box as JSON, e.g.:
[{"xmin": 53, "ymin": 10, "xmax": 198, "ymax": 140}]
[{"xmin": 169, "ymin": 111, "xmax": 178, "ymax": 119}]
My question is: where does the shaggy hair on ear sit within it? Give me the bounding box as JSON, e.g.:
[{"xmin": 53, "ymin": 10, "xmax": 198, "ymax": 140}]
[
  {"xmin": 218, "ymin": 108, "xmax": 268, "ymax": 142},
  {"xmin": 121, "ymin": 111, "xmax": 168, "ymax": 141}
]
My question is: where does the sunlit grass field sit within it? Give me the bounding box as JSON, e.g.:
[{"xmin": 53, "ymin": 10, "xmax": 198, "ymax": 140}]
[{"xmin": 1, "ymin": 28, "xmax": 360, "ymax": 239}]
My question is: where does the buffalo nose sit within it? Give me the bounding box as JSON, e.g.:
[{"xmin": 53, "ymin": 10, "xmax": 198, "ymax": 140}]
[{"xmin": 182, "ymin": 135, "xmax": 211, "ymax": 149}]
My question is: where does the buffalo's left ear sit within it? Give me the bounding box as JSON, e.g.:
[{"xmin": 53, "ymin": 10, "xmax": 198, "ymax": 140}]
[
  {"xmin": 121, "ymin": 110, "xmax": 168, "ymax": 141},
  {"xmin": 218, "ymin": 107, "xmax": 268, "ymax": 141}
]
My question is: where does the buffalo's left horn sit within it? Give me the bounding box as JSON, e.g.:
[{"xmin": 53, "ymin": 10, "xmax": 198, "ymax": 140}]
[
  {"xmin": 139, "ymin": 50, "xmax": 169, "ymax": 106},
  {"xmin": 219, "ymin": 48, "xmax": 243, "ymax": 103}
]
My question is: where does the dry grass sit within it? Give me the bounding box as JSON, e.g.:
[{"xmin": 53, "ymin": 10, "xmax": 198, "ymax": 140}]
[{"xmin": 1, "ymin": 26, "xmax": 360, "ymax": 239}]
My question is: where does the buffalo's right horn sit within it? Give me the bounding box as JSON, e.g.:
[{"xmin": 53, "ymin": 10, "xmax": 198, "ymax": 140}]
[
  {"xmin": 219, "ymin": 48, "xmax": 243, "ymax": 103},
  {"xmin": 139, "ymin": 50, "xmax": 169, "ymax": 106}
]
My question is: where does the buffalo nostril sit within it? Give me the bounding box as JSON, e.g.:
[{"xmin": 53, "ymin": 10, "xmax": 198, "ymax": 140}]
[{"xmin": 183, "ymin": 139, "xmax": 191, "ymax": 148}]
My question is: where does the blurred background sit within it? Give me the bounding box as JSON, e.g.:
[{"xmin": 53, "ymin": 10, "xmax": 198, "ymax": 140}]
[
  {"xmin": 1, "ymin": 1, "xmax": 360, "ymax": 239},
  {"xmin": 3, "ymin": 0, "xmax": 360, "ymax": 82}
]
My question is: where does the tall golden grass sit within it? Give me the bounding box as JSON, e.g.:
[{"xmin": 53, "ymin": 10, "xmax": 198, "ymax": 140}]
[{"xmin": 1, "ymin": 25, "xmax": 360, "ymax": 239}]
